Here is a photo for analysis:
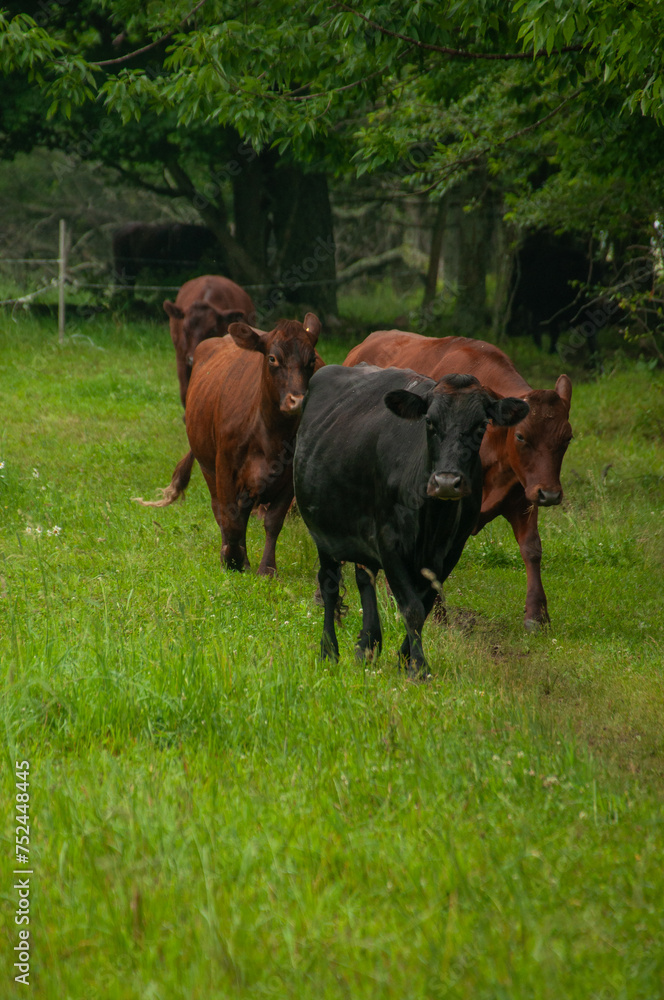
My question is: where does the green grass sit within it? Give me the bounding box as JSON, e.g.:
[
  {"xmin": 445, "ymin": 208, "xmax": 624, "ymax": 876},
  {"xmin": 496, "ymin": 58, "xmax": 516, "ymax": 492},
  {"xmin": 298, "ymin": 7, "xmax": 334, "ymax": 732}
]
[{"xmin": 1, "ymin": 313, "xmax": 663, "ymax": 999}]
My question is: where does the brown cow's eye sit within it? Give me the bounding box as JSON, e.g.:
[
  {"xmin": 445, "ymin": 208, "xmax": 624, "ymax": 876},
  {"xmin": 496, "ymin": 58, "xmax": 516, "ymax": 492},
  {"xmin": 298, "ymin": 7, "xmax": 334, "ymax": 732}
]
[
  {"xmin": 268, "ymin": 354, "xmax": 278, "ymax": 366},
  {"xmin": 515, "ymin": 432, "xmax": 526, "ymax": 443}
]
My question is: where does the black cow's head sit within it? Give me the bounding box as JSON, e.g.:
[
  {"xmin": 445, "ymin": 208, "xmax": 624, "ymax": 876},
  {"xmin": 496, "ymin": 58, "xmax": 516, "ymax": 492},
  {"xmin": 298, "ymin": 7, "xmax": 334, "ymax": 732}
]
[
  {"xmin": 228, "ymin": 313, "xmax": 322, "ymax": 417},
  {"xmin": 384, "ymin": 374, "xmax": 530, "ymax": 500},
  {"xmin": 164, "ymin": 299, "xmax": 249, "ymax": 368}
]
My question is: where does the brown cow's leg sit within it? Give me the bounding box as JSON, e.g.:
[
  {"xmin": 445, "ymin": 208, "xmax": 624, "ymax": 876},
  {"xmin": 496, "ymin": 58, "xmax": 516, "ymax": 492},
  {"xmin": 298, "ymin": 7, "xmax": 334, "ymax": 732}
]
[
  {"xmin": 202, "ymin": 470, "xmax": 251, "ymax": 571},
  {"xmin": 257, "ymin": 487, "xmax": 293, "ymax": 576},
  {"xmin": 176, "ymin": 355, "xmax": 189, "ymax": 409},
  {"xmin": 219, "ymin": 501, "xmax": 252, "ymax": 571},
  {"xmin": 508, "ymin": 501, "xmax": 550, "ymax": 628}
]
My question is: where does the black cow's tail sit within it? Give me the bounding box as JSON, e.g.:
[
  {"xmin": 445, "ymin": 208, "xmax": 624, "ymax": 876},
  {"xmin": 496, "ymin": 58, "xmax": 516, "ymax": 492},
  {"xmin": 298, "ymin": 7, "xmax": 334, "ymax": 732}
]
[{"xmin": 133, "ymin": 450, "xmax": 195, "ymax": 508}]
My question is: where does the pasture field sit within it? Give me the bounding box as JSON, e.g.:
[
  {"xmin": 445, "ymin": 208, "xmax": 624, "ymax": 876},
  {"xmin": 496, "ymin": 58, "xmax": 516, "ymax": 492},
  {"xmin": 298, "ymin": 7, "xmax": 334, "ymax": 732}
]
[{"xmin": 1, "ymin": 313, "xmax": 663, "ymax": 999}]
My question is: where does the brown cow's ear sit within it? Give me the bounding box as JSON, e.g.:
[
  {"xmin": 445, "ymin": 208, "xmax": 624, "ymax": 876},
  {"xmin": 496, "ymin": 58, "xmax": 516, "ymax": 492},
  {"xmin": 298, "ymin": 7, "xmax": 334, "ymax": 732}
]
[
  {"xmin": 555, "ymin": 374, "xmax": 572, "ymax": 411},
  {"xmin": 164, "ymin": 300, "xmax": 184, "ymax": 320},
  {"xmin": 303, "ymin": 313, "xmax": 321, "ymax": 345},
  {"xmin": 487, "ymin": 397, "xmax": 530, "ymax": 427},
  {"xmin": 216, "ymin": 309, "xmax": 246, "ymax": 334},
  {"xmin": 229, "ymin": 322, "xmax": 265, "ymax": 353},
  {"xmin": 384, "ymin": 389, "xmax": 429, "ymax": 420}
]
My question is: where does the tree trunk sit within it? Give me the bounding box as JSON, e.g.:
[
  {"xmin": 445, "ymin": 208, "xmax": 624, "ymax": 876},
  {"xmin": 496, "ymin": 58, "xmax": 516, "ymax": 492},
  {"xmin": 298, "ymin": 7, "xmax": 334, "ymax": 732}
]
[
  {"xmin": 232, "ymin": 149, "xmax": 274, "ymax": 273},
  {"xmin": 455, "ymin": 169, "xmax": 491, "ymax": 336},
  {"xmin": 422, "ymin": 198, "xmax": 446, "ymax": 317},
  {"xmin": 269, "ymin": 165, "xmax": 338, "ymax": 320},
  {"xmin": 167, "ymin": 160, "xmax": 269, "ymax": 287}
]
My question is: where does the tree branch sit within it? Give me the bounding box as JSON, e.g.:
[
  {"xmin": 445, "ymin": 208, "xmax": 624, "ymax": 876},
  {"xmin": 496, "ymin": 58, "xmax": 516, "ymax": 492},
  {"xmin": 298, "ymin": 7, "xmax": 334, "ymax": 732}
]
[
  {"xmin": 415, "ymin": 89, "xmax": 583, "ymax": 194},
  {"xmin": 335, "ymin": 4, "xmax": 586, "ymax": 61},
  {"xmin": 166, "ymin": 161, "xmax": 269, "ymax": 285},
  {"xmin": 111, "ymin": 163, "xmax": 189, "ymax": 197},
  {"xmin": 93, "ymin": 0, "xmax": 208, "ymax": 68}
]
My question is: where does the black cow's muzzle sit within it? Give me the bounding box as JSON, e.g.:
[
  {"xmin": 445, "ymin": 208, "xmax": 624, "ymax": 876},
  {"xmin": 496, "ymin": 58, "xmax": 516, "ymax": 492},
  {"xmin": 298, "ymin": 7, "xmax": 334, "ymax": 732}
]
[{"xmin": 427, "ymin": 472, "xmax": 470, "ymax": 500}]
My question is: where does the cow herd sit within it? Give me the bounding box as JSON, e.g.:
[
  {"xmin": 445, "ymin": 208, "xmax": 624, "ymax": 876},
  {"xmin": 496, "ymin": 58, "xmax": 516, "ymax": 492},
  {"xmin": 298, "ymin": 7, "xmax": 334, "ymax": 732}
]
[{"xmin": 137, "ymin": 275, "xmax": 574, "ymax": 677}]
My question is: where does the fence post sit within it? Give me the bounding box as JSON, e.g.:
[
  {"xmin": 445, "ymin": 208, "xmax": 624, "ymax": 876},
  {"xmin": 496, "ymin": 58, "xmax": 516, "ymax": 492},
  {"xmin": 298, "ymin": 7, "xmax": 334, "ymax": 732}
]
[{"xmin": 58, "ymin": 219, "xmax": 67, "ymax": 343}]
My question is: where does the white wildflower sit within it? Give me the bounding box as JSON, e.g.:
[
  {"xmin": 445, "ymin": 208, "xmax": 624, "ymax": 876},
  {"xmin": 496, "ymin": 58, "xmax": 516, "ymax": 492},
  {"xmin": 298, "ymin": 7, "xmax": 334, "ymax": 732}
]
[{"xmin": 32, "ymin": 468, "xmax": 39, "ymax": 479}]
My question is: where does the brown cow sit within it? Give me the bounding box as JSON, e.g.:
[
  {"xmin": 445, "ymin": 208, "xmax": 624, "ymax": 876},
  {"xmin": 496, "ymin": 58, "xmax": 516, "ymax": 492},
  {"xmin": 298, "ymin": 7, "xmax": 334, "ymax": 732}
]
[
  {"xmin": 344, "ymin": 331, "xmax": 572, "ymax": 628},
  {"xmin": 163, "ymin": 275, "xmax": 256, "ymax": 407},
  {"xmin": 137, "ymin": 314, "xmax": 323, "ymax": 576}
]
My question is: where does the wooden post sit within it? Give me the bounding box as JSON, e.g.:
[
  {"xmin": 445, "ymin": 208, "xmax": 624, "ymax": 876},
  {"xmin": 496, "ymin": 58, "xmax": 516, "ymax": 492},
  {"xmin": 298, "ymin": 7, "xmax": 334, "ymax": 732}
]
[{"xmin": 58, "ymin": 219, "xmax": 66, "ymax": 343}]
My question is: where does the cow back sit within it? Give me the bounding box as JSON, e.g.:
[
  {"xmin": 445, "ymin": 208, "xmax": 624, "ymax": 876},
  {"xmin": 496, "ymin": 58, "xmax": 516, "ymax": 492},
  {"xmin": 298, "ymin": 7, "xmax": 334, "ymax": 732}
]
[
  {"xmin": 175, "ymin": 275, "xmax": 256, "ymax": 324},
  {"xmin": 344, "ymin": 330, "xmax": 532, "ymax": 397}
]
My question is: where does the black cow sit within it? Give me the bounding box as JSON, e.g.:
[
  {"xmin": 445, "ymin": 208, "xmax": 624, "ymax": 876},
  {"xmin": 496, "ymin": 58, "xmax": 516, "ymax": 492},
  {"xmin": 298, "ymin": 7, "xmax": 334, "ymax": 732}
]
[
  {"xmin": 112, "ymin": 222, "xmax": 220, "ymax": 290},
  {"xmin": 507, "ymin": 229, "xmax": 607, "ymax": 356},
  {"xmin": 293, "ymin": 364, "xmax": 529, "ymax": 676}
]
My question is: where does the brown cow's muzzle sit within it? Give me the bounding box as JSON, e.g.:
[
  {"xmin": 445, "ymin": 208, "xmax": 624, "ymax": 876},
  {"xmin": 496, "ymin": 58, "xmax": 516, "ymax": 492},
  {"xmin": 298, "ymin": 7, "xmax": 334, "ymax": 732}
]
[
  {"xmin": 526, "ymin": 485, "xmax": 563, "ymax": 506},
  {"xmin": 281, "ymin": 393, "xmax": 305, "ymax": 415},
  {"xmin": 427, "ymin": 472, "xmax": 470, "ymax": 500},
  {"xmin": 537, "ymin": 488, "xmax": 562, "ymax": 506}
]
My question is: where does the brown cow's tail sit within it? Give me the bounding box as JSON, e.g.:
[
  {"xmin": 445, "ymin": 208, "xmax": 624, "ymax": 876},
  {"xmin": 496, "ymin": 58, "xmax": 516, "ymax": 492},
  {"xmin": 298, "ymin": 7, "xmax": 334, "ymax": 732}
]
[{"xmin": 133, "ymin": 450, "xmax": 195, "ymax": 508}]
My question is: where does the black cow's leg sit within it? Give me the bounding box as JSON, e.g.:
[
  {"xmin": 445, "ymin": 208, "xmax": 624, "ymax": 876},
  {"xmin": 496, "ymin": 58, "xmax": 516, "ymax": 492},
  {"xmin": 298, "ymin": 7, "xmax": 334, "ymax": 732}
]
[
  {"xmin": 382, "ymin": 555, "xmax": 428, "ymax": 676},
  {"xmin": 396, "ymin": 583, "xmax": 439, "ymax": 664},
  {"xmin": 318, "ymin": 552, "xmax": 342, "ymax": 661},
  {"xmin": 354, "ymin": 564, "xmax": 382, "ymax": 661},
  {"xmin": 258, "ymin": 488, "xmax": 294, "ymax": 577}
]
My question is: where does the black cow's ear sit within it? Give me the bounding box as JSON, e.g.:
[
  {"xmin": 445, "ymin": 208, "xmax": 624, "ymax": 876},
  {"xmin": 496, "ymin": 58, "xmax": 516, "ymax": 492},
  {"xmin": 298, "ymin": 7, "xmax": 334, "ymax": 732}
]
[
  {"xmin": 384, "ymin": 389, "xmax": 429, "ymax": 420},
  {"xmin": 163, "ymin": 300, "xmax": 184, "ymax": 320},
  {"xmin": 303, "ymin": 313, "xmax": 321, "ymax": 345},
  {"xmin": 229, "ymin": 322, "xmax": 265, "ymax": 353},
  {"xmin": 217, "ymin": 309, "xmax": 246, "ymax": 333},
  {"xmin": 487, "ymin": 397, "xmax": 530, "ymax": 426}
]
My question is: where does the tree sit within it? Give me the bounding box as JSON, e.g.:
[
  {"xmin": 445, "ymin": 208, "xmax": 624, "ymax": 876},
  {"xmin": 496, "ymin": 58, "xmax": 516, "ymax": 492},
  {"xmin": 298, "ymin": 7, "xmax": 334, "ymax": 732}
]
[{"xmin": 3, "ymin": 2, "xmax": 664, "ymax": 337}]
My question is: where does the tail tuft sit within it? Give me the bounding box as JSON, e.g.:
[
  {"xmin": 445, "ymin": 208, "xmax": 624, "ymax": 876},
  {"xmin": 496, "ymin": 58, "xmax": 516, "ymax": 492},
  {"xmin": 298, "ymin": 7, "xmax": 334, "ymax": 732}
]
[
  {"xmin": 132, "ymin": 450, "xmax": 195, "ymax": 509},
  {"xmin": 132, "ymin": 484, "xmax": 185, "ymax": 508}
]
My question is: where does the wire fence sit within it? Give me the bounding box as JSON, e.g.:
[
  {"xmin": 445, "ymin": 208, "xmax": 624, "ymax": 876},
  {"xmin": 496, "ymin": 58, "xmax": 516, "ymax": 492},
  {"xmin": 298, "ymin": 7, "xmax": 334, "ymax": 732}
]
[{"xmin": 0, "ymin": 219, "xmax": 426, "ymax": 334}]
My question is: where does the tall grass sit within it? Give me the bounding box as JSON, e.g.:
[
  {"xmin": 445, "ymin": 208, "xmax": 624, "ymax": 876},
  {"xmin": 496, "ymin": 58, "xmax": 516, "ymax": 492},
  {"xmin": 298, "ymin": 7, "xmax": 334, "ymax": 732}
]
[{"xmin": 0, "ymin": 313, "xmax": 663, "ymax": 999}]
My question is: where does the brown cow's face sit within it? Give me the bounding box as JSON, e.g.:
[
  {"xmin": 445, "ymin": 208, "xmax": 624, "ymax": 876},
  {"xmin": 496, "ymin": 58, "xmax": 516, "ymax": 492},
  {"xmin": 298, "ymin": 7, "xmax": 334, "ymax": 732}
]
[
  {"xmin": 182, "ymin": 302, "xmax": 247, "ymax": 367},
  {"xmin": 506, "ymin": 375, "xmax": 572, "ymax": 506},
  {"xmin": 229, "ymin": 313, "xmax": 321, "ymax": 417}
]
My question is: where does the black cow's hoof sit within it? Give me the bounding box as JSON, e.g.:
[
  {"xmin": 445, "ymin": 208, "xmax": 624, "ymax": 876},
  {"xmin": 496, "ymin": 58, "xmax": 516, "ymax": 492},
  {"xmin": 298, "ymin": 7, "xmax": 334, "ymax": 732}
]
[
  {"xmin": 355, "ymin": 637, "xmax": 381, "ymax": 663},
  {"xmin": 320, "ymin": 637, "xmax": 339, "ymax": 663},
  {"xmin": 406, "ymin": 666, "xmax": 432, "ymax": 683}
]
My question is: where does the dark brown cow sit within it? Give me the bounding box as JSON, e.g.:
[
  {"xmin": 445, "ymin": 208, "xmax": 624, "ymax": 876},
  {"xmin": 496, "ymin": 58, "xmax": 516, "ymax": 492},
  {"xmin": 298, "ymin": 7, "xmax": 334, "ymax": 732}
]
[
  {"xmin": 344, "ymin": 331, "xmax": 572, "ymax": 628},
  {"xmin": 163, "ymin": 275, "xmax": 256, "ymax": 407},
  {"xmin": 137, "ymin": 314, "xmax": 324, "ymax": 576},
  {"xmin": 112, "ymin": 222, "xmax": 219, "ymax": 289}
]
